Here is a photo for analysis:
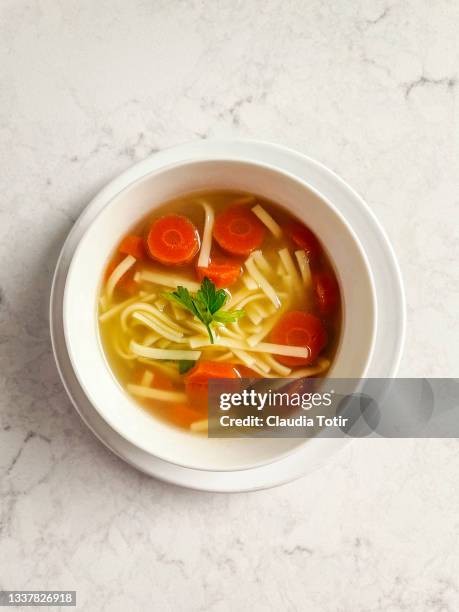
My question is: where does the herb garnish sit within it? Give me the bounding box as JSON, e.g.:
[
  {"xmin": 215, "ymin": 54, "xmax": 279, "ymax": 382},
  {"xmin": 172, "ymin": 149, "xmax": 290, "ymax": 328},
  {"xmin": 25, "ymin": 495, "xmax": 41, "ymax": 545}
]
[
  {"xmin": 162, "ymin": 277, "xmax": 244, "ymax": 344},
  {"xmin": 178, "ymin": 359, "xmax": 196, "ymax": 374}
]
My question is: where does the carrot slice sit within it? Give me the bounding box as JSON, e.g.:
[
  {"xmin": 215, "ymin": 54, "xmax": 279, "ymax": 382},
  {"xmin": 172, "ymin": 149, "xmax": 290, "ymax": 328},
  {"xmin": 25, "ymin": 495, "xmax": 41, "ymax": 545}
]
[
  {"xmin": 314, "ymin": 272, "xmax": 340, "ymax": 315},
  {"xmin": 286, "ymin": 222, "xmax": 321, "ymax": 262},
  {"xmin": 196, "ymin": 260, "xmax": 242, "ymax": 288},
  {"xmin": 169, "ymin": 403, "xmax": 207, "ymax": 428},
  {"xmin": 270, "ymin": 311, "xmax": 327, "ymax": 366},
  {"xmin": 119, "ymin": 235, "xmax": 146, "ymax": 260},
  {"xmin": 146, "ymin": 214, "xmax": 200, "ymax": 265},
  {"xmin": 186, "ymin": 361, "xmax": 241, "ymax": 386},
  {"xmin": 186, "ymin": 361, "xmax": 242, "ymax": 410},
  {"xmin": 213, "ymin": 206, "xmax": 265, "ymax": 256}
]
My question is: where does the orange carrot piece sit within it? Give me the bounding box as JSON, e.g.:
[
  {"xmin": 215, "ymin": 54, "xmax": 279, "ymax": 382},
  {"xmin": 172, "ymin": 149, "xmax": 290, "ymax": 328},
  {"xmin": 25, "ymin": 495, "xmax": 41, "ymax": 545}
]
[
  {"xmin": 151, "ymin": 370, "xmax": 174, "ymax": 391},
  {"xmin": 286, "ymin": 222, "xmax": 321, "ymax": 262},
  {"xmin": 270, "ymin": 311, "xmax": 327, "ymax": 366},
  {"xmin": 234, "ymin": 365, "xmax": 261, "ymax": 378},
  {"xmin": 169, "ymin": 404, "xmax": 207, "ymax": 429},
  {"xmin": 314, "ymin": 271, "xmax": 340, "ymax": 316},
  {"xmin": 213, "ymin": 206, "xmax": 265, "ymax": 256},
  {"xmin": 196, "ymin": 260, "xmax": 242, "ymax": 288},
  {"xmin": 186, "ymin": 361, "xmax": 241, "ymax": 386},
  {"xmin": 119, "ymin": 235, "xmax": 146, "ymax": 260},
  {"xmin": 146, "ymin": 214, "xmax": 200, "ymax": 265},
  {"xmin": 185, "ymin": 361, "xmax": 242, "ymax": 411}
]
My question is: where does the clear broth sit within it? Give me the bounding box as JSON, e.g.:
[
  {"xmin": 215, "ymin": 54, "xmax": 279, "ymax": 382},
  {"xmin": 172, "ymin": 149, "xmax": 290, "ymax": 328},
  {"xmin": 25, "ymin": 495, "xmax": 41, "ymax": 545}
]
[{"xmin": 98, "ymin": 190, "xmax": 342, "ymax": 430}]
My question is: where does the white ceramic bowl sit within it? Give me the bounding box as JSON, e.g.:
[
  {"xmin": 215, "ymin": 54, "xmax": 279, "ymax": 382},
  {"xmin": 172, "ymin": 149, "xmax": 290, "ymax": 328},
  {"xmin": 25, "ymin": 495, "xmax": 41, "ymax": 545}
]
[{"xmin": 63, "ymin": 158, "xmax": 376, "ymax": 471}]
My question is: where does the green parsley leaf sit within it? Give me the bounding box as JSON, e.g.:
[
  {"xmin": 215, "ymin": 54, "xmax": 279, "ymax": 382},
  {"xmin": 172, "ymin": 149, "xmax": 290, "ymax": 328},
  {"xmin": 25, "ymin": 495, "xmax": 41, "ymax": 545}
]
[
  {"xmin": 163, "ymin": 286, "xmax": 198, "ymax": 316},
  {"xmin": 162, "ymin": 277, "xmax": 244, "ymax": 344},
  {"xmin": 197, "ymin": 276, "xmax": 228, "ymax": 314},
  {"xmin": 178, "ymin": 359, "xmax": 196, "ymax": 374}
]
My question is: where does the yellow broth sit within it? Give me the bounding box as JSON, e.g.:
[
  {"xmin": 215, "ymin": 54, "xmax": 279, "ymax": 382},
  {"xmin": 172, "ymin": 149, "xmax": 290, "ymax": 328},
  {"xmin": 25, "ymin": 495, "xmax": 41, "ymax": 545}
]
[{"xmin": 98, "ymin": 190, "xmax": 342, "ymax": 431}]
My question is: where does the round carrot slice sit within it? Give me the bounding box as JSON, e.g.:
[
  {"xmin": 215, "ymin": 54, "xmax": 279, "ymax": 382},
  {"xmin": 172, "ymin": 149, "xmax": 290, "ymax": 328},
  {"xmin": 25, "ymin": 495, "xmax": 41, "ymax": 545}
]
[
  {"xmin": 286, "ymin": 222, "xmax": 321, "ymax": 262},
  {"xmin": 213, "ymin": 206, "xmax": 265, "ymax": 256},
  {"xmin": 270, "ymin": 311, "xmax": 327, "ymax": 366},
  {"xmin": 146, "ymin": 214, "xmax": 200, "ymax": 265},
  {"xmin": 196, "ymin": 260, "xmax": 242, "ymax": 288}
]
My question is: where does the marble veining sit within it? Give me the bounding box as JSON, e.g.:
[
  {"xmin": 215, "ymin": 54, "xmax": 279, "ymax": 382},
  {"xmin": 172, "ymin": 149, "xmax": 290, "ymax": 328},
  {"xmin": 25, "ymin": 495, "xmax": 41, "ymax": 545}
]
[{"xmin": 1, "ymin": 0, "xmax": 459, "ymax": 610}]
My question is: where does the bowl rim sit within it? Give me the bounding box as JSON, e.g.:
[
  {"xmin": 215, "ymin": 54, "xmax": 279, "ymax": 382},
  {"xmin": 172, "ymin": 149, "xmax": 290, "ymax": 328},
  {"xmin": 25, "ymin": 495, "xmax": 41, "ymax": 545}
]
[{"xmin": 62, "ymin": 155, "xmax": 377, "ymax": 471}]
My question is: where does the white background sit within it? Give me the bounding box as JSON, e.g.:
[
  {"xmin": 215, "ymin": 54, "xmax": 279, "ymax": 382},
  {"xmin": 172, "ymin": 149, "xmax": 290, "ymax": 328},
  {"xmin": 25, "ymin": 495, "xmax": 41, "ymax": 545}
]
[{"xmin": 1, "ymin": 1, "xmax": 458, "ymax": 610}]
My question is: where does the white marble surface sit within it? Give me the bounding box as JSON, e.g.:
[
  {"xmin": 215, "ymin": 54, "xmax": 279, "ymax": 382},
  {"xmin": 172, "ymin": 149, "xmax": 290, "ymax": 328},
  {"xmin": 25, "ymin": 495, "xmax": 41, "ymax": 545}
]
[{"xmin": 1, "ymin": 0, "xmax": 459, "ymax": 610}]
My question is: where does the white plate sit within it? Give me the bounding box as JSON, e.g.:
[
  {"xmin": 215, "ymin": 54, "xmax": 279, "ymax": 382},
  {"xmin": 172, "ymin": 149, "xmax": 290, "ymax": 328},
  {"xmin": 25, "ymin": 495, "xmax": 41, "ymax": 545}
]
[{"xmin": 50, "ymin": 139, "xmax": 405, "ymax": 492}]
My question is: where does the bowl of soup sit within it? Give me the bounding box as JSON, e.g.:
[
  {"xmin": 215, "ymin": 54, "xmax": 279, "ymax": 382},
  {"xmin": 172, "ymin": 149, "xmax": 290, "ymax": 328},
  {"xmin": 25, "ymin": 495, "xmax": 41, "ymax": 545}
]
[{"xmin": 63, "ymin": 158, "xmax": 376, "ymax": 471}]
